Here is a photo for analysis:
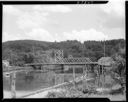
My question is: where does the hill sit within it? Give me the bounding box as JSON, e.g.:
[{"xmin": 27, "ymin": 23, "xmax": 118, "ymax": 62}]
[{"xmin": 2, "ymin": 39, "xmax": 125, "ymax": 66}]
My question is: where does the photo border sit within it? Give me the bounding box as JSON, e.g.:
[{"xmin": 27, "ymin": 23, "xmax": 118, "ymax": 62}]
[{"xmin": 1, "ymin": 1, "xmax": 126, "ymax": 102}]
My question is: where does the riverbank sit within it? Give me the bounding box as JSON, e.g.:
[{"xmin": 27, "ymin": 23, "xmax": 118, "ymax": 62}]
[
  {"xmin": 3, "ymin": 90, "xmax": 34, "ymax": 98},
  {"xmin": 88, "ymin": 94, "xmax": 126, "ymax": 101},
  {"xmin": 3, "ymin": 89, "xmax": 126, "ymax": 101}
]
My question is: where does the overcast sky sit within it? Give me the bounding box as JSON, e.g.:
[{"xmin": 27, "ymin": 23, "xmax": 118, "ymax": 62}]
[{"xmin": 2, "ymin": 0, "xmax": 125, "ymax": 43}]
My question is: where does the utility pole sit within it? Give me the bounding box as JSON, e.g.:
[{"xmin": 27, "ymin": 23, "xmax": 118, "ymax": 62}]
[
  {"xmin": 82, "ymin": 44, "xmax": 85, "ymax": 57},
  {"xmin": 103, "ymin": 38, "xmax": 106, "ymax": 88}
]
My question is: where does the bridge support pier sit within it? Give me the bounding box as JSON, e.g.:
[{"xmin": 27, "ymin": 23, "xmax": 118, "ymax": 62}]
[
  {"xmin": 82, "ymin": 65, "xmax": 85, "ymax": 90},
  {"xmin": 10, "ymin": 72, "xmax": 16, "ymax": 98},
  {"xmin": 83, "ymin": 64, "xmax": 88, "ymax": 90},
  {"xmin": 102, "ymin": 65, "xmax": 105, "ymax": 88},
  {"xmin": 63, "ymin": 65, "xmax": 65, "ymax": 83},
  {"xmin": 73, "ymin": 66, "xmax": 76, "ymax": 88},
  {"xmin": 97, "ymin": 65, "xmax": 100, "ymax": 87},
  {"xmin": 54, "ymin": 72, "xmax": 56, "ymax": 85}
]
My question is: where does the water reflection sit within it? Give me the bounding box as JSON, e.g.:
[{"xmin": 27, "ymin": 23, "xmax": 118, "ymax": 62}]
[
  {"xmin": 3, "ymin": 67, "xmax": 84, "ymax": 98},
  {"xmin": 3, "ymin": 71, "xmax": 55, "ymax": 92}
]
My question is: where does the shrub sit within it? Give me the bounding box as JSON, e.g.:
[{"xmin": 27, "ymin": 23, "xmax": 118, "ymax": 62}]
[
  {"xmin": 76, "ymin": 84, "xmax": 83, "ymax": 92},
  {"xmin": 46, "ymin": 90, "xmax": 67, "ymax": 98},
  {"xmin": 46, "ymin": 91, "xmax": 57, "ymax": 98}
]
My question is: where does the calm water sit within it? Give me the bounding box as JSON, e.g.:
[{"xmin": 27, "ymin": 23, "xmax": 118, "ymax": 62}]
[
  {"xmin": 3, "ymin": 67, "xmax": 84, "ymax": 91},
  {"xmin": 3, "ymin": 67, "xmax": 87, "ymax": 98},
  {"xmin": 3, "ymin": 71, "xmax": 56, "ymax": 92}
]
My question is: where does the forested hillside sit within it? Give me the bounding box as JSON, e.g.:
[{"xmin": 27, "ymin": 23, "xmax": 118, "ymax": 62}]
[{"xmin": 2, "ymin": 39, "xmax": 125, "ymax": 66}]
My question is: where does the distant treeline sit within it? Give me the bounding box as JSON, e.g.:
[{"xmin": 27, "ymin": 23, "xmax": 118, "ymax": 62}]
[{"xmin": 2, "ymin": 39, "xmax": 125, "ymax": 66}]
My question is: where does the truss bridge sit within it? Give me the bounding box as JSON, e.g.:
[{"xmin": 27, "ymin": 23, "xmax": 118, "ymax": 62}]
[{"xmin": 3, "ymin": 49, "xmax": 105, "ymax": 98}]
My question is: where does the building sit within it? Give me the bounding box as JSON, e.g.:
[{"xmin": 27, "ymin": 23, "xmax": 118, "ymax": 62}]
[{"xmin": 98, "ymin": 57, "xmax": 115, "ymax": 71}]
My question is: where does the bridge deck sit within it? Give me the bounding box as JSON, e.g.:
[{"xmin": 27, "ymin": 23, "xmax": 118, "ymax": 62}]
[
  {"xmin": 3, "ymin": 62, "xmax": 98, "ymax": 73},
  {"xmin": 25, "ymin": 62, "xmax": 98, "ymax": 66}
]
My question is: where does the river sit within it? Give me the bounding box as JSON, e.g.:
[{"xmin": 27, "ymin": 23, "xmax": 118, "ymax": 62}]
[
  {"xmin": 3, "ymin": 70, "xmax": 56, "ymax": 98},
  {"xmin": 3, "ymin": 67, "xmax": 85, "ymax": 98}
]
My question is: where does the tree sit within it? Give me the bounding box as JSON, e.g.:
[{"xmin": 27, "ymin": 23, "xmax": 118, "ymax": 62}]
[
  {"xmin": 24, "ymin": 52, "xmax": 35, "ymax": 63},
  {"xmin": 2, "ymin": 39, "xmax": 125, "ymax": 67},
  {"xmin": 112, "ymin": 54, "xmax": 125, "ymax": 77},
  {"xmin": 110, "ymin": 47, "xmax": 126, "ymax": 88}
]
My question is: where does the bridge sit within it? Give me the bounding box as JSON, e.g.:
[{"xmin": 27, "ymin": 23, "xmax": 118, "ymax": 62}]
[{"xmin": 3, "ymin": 50, "xmax": 105, "ymax": 98}]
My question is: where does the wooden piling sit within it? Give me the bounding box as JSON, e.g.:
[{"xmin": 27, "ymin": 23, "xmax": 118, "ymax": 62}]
[
  {"xmin": 102, "ymin": 66, "xmax": 105, "ymax": 88},
  {"xmin": 95, "ymin": 66, "xmax": 99, "ymax": 87},
  {"xmin": 63, "ymin": 65, "xmax": 65, "ymax": 83},
  {"xmin": 55, "ymin": 71, "xmax": 56, "ymax": 85},
  {"xmin": 82, "ymin": 66, "xmax": 84, "ymax": 89},
  {"xmin": 85, "ymin": 64, "xmax": 88, "ymax": 89},
  {"xmin": 101, "ymin": 65, "xmax": 105, "ymax": 88},
  {"xmin": 73, "ymin": 66, "xmax": 75, "ymax": 88},
  {"xmin": 10, "ymin": 72, "xmax": 16, "ymax": 98},
  {"xmin": 97, "ymin": 65, "xmax": 100, "ymax": 87}
]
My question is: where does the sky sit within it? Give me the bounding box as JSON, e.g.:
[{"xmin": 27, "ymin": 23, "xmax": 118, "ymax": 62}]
[{"xmin": 2, "ymin": 0, "xmax": 125, "ymax": 43}]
